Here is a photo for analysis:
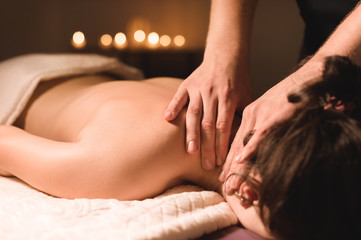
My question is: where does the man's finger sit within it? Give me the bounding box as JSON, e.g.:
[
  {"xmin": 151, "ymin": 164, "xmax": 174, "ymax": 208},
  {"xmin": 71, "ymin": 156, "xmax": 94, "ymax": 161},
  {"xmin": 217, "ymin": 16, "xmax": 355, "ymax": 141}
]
[
  {"xmin": 186, "ymin": 93, "xmax": 202, "ymax": 154},
  {"xmin": 220, "ymin": 112, "xmax": 255, "ymax": 181},
  {"xmin": 215, "ymin": 100, "xmax": 235, "ymax": 166},
  {"xmin": 164, "ymin": 87, "xmax": 189, "ymax": 121},
  {"xmin": 200, "ymin": 96, "xmax": 217, "ymax": 170},
  {"xmin": 235, "ymin": 128, "xmax": 263, "ymax": 163}
]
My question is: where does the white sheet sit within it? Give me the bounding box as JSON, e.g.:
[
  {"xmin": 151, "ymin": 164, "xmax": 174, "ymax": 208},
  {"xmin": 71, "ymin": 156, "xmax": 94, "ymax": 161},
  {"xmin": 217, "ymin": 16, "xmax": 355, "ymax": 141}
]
[{"xmin": 0, "ymin": 176, "xmax": 237, "ymax": 240}]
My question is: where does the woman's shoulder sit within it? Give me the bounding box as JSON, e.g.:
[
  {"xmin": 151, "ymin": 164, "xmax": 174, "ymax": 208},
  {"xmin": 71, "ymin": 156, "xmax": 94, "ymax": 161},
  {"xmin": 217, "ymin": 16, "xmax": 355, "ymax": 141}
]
[{"xmin": 140, "ymin": 77, "xmax": 183, "ymax": 89}]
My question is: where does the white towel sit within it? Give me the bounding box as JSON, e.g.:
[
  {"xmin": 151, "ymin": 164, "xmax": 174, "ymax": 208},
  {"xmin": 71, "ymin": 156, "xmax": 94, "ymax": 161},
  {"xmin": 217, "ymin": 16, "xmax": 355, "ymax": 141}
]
[{"xmin": 0, "ymin": 53, "xmax": 144, "ymax": 125}]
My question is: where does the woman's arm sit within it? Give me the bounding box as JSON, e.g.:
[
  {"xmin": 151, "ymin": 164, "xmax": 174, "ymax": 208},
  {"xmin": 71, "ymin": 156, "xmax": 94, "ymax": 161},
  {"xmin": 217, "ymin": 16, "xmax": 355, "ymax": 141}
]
[
  {"xmin": 0, "ymin": 125, "xmax": 91, "ymax": 198},
  {"xmin": 165, "ymin": 0, "xmax": 258, "ymax": 170}
]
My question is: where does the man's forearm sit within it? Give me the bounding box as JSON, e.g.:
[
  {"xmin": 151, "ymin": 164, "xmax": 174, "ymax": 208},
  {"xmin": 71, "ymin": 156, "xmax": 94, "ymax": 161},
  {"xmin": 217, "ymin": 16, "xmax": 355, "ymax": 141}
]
[
  {"xmin": 314, "ymin": 1, "xmax": 361, "ymax": 65},
  {"xmin": 291, "ymin": 2, "xmax": 361, "ymax": 88},
  {"xmin": 204, "ymin": 0, "xmax": 258, "ymax": 67}
]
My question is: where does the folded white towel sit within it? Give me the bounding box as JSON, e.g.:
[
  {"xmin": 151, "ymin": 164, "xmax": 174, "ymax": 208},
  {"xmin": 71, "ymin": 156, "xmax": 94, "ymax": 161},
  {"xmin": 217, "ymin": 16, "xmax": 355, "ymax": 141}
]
[{"xmin": 0, "ymin": 53, "xmax": 143, "ymax": 125}]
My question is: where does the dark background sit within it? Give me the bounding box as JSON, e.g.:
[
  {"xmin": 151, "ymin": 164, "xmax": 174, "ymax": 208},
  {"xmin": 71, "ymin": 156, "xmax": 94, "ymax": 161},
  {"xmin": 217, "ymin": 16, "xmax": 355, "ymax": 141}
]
[{"xmin": 0, "ymin": 0, "xmax": 304, "ymax": 97}]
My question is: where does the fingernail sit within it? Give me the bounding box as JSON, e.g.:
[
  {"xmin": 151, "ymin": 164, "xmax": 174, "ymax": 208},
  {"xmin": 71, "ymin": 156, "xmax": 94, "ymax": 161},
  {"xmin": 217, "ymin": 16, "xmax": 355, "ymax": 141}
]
[
  {"xmin": 216, "ymin": 157, "xmax": 223, "ymax": 166},
  {"xmin": 187, "ymin": 140, "xmax": 198, "ymax": 153},
  {"xmin": 219, "ymin": 171, "xmax": 226, "ymax": 182},
  {"xmin": 204, "ymin": 159, "xmax": 213, "ymax": 170},
  {"xmin": 235, "ymin": 154, "xmax": 243, "ymax": 163},
  {"xmin": 164, "ymin": 111, "xmax": 173, "ymax": 120},
  {"xmin": 225, "ymin": 179, "xmax": 232, "ymax": 193}
]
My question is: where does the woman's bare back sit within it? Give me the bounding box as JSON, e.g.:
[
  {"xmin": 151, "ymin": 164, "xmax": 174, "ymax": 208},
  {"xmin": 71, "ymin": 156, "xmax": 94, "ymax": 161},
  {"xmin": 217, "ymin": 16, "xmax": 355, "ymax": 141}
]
[{"xmin": 6, "ymin": 75, "xmax": 220, "ymax": 200}]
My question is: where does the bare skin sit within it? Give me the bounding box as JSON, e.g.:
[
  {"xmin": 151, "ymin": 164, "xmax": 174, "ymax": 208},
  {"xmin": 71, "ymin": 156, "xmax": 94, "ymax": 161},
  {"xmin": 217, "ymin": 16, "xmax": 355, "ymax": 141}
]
[{"xmin": 0, "ymin": 75, "xmax": 270, "ymax": 238}]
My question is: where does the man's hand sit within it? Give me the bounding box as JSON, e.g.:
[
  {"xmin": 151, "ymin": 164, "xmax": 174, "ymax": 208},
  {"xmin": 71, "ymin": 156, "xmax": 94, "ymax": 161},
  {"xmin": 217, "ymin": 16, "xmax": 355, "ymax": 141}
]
[
  {"xmin": 164, "ymin": 0, "xmax": 258, "ymax": 170},
  {"xmin": 219, "ymin": 55, "xmax": 326, "ymax": 192},
  {"xmin": 219, "ymin": 75, "xmax": 301, "ymax": 192},
  {"xmin": 164, "ymin": 61, "xmax": 252, "ymax": 170}
]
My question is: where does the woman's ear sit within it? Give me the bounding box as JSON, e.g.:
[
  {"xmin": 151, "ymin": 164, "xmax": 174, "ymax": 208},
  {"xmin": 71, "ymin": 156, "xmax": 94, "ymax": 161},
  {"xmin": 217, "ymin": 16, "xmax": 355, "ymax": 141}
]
[{"xmin": 239, "ymin": 181, "xmax": 259, "ymax": 207}]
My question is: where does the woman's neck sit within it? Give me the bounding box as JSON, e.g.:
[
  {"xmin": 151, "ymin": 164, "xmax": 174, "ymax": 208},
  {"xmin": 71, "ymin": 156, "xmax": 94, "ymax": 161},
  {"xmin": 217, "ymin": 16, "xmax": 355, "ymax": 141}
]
[{"xmin": 183, "ymin": 166, "xmax": 223, "ymax": 194}]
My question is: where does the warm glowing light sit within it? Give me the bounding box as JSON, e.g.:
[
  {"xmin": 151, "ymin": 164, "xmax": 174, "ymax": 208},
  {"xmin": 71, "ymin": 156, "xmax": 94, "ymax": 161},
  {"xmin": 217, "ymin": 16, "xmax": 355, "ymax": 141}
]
[
  {"xmin": 73, "ymin": 31, "xmax": 85, "ymax": 44},
  {"xmin": 174, "ymin": 35, "xmax": 185, "ymax": 47},
  {"xmin": 159, "ymin": 35, "xmax": 171, "ymax": 47},
  {"xmin": 147, "ymin": 32, "xmax": 159, "ymax": 45},
  {"xmin": 72, "ymin": 31, "xmax": 86, "ymax": 49},
  {"xmin": 134, "ymin": 30, "xmax": 146, "ymax": 42},
  {"xmin": 115, "ymin": 32, "xmax": 127, "ymax": 45},
  {"xmin": 100, "ymin": 34, "xmax": 113, "ymax": 48},
  {"xmin": 114, "ymin": 32, "xmax": 127, "ymax": 49}
]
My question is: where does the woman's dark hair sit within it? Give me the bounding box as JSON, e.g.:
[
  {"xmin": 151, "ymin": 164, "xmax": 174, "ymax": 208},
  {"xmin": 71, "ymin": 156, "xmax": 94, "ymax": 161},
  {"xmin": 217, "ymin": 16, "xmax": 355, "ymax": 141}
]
[{"xmin": 255, "ymin": 56, "xmax": 361, "ymax": 240}]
